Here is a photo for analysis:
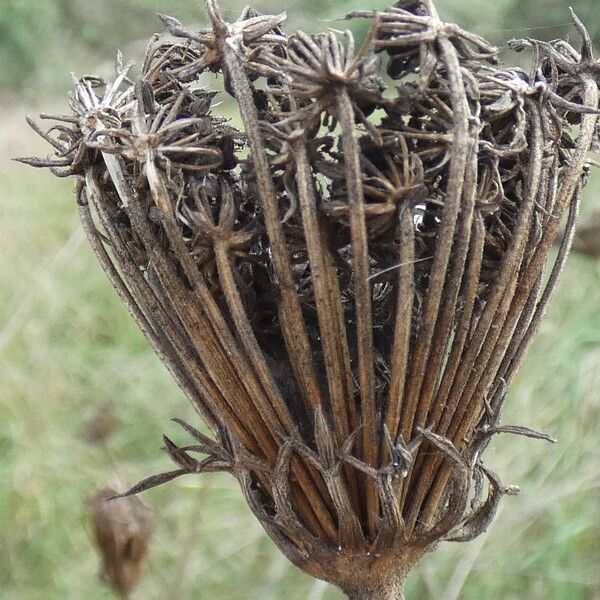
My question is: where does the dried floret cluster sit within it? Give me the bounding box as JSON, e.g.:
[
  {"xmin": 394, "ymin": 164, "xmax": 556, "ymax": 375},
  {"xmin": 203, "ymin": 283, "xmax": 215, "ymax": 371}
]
[{"xmin": 20, "ymin": 1, "xmax": 600, "ymax": 597}]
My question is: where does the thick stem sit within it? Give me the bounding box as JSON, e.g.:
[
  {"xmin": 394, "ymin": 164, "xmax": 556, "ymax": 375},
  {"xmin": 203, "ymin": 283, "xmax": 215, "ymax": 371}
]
[
  {"xmin": 345, "ymin": 591, "xmax": 404, "ymax": 600},
  {"xmin": 343, "ymin": 580, "xmax": 405, "ymax": 600}
]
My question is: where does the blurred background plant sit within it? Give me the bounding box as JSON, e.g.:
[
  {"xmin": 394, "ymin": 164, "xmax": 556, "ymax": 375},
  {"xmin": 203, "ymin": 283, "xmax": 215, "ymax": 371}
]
[{"xmin": 0, "ymin": 1, "xmax": 599, "ymax": 599}]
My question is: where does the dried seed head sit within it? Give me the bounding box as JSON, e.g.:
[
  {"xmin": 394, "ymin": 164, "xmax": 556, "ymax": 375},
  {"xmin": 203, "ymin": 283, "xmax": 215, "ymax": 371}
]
[
  {"xmin": 23, "ymin": 1, "xmax": 600, "ymax": 596},
  {"xmin": 282, "ymin": 31, "xmax": 381, "ymax": 101}
]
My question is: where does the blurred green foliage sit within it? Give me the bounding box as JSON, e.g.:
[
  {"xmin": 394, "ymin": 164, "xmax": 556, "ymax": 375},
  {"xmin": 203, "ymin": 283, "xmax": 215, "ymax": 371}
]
[
  {"xmin": 3, "ymin": 0, "xmax": 599, "ymax": 94},
  {"xmin": 0, "ymin": 1, "xmax": 61, "ymax": 90}
]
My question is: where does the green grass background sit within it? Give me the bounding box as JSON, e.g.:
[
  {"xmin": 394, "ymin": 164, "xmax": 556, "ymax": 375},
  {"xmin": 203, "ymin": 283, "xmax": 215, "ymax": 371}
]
[{"xmin": 1, "ymin": 1, "xmax": 599, "ymax": 598}]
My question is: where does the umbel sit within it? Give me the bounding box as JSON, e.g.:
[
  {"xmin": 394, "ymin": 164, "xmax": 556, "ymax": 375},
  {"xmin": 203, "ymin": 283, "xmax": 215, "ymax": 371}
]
[{"xmin": 20, "ymin": 1, "xmax": 600, "ymax": 597}]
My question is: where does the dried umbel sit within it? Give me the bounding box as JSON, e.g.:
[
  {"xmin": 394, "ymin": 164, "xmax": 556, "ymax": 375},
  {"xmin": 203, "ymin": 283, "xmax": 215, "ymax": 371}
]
[{"xmin": 21, "ymin": 1, "xmax": 600, "ymax": 597}]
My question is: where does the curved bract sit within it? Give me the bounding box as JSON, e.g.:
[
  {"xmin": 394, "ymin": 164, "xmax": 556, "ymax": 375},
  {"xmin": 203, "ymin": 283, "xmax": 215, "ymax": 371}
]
[{"xmin": 20, "ymin": 1, "xmax": 600, "ymax": 597}]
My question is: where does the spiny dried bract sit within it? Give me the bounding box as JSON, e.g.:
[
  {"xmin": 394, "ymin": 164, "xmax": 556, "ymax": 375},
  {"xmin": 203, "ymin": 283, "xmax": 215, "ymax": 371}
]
[
  {"xmin": 370, "ymin": 4, "xmax": 498, "ymax": 60},
  {"xmin": 23, "ymin": 0, "xmax": 600, "ymax": 597},
  {"xmin": 281, "ymin": 31, "xmax": 381, "ymax": 102},
  {"xmin": 156, "ymin": 4, "xmax": 287, "ymax": 86}
]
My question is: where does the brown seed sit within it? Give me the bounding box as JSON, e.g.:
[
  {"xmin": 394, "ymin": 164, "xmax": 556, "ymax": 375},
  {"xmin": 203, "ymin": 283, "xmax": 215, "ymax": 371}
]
[
  {"xmin": 87, "ymin": 486, "xmax": 154, "ymax": 599},
  {"xmin": 82, "ymin": 401, "xmax": 116, "ymax": 445}
]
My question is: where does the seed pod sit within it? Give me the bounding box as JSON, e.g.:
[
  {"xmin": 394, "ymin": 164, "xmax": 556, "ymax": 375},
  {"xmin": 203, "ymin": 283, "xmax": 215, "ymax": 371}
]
[{"xmin": 87, "ymin": 486, "xmax": 154, "ymax": 599}]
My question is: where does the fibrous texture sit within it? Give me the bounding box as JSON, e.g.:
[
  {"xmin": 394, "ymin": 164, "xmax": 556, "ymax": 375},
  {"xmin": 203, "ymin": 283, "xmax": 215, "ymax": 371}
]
[{"xmin": 20, "ymin": 0, "xmax": 600, "ymax": 596}]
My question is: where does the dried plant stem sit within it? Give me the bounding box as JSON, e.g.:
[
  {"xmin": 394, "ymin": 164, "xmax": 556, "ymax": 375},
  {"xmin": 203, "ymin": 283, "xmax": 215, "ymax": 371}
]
[
  {"xmin": 344, "ymin": 589, "xmax": 404, "ymax": 600},
  {"xmin": 415, "ymin": 104, "xmax": 545, "ymax": 529},
  {"xmin": 384, "ymin": 204, "xmax": 414, "ymax": 444},
  {"xmin": 84, "ymin": 171, "xmax": 222, "ymax": 432},
  {"xmin": 294, "ymin": 141, "xmax": 362, "ymax": 518},
  {"xmin": 77, "ymin": 195, "xmax": 218, "ymax": 430},
  {"xmin": 496, "ymin": 182, "xmax": 582, "ymax": 397},
  {"xmin": 336, "ymin": 87, "xmax": 379, "ymax": 536},
  {"xmin": 342, "ymin": 573, "xmax": 407, "ymax": 600},
  {"xmin": 221, "ymin": 39, "xmax": 325, "ymax": 418},
  {"xmin": 219, "ymin": 28, "xmax": 340, "ymax": 542},
  {"xmin": 422, "ymin": 79, "xmax": 598, "ymax": 527},
  {"xmin": 399, "ymin": 34, "xmax": 471, "ymax": 447},
  {"xmin": 145, "ymin": 156, "xmax": 336, "ymax": 538}
]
